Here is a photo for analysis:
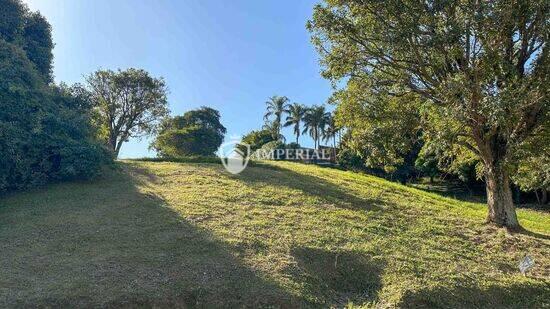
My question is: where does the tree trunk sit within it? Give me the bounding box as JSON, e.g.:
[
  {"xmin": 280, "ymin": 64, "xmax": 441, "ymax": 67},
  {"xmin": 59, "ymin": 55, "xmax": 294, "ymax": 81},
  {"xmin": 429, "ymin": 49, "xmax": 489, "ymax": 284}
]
[
  {"xmin": 484, "ymin": 163, "xmax": 520, "ymax": 229},
  {"xmin": 541, "ymin": 189, "xmax": 548, "ymax": 205},
  {"xmin": 108, "ymin": 135, "xmax": 118, "ymax": 157},
  {"xmin": 114, "ymin": 142, "xmax": 123, "ymax": 158}
]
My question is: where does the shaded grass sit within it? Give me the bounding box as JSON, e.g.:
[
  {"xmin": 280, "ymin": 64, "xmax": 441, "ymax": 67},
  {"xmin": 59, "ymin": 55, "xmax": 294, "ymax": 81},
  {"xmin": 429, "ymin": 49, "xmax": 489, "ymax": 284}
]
[{"xmin": 0, "ymin": 160, "xmax": 549, "ymax": 307}]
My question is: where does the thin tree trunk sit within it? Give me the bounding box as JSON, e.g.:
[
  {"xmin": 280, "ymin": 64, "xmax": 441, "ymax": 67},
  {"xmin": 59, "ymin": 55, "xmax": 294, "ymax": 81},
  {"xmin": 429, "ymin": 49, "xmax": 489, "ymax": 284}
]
[
  {"xmin": 108, "ymin": 134, "xmax": 118, "ymax": 157},
  {"xmin": 542, "ymin": 190, "xmax": 548, "ymax": 205},
  {"xmin": 115, "ymin": 141, "xmax": 123, "ymax": 158},
  {"xmin": 484, "ymin": 162, "xmax": 520, "ymax": 229},
  {"xmin": 333, "ymin": 136, "xmax": 337, "ymax": 163}
]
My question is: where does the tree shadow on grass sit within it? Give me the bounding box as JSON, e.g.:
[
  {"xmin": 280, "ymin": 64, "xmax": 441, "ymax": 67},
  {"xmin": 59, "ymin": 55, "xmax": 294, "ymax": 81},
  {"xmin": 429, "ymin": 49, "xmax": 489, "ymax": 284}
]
[
  {"xmin": 287, "ymin": 247, "xmax": 384, "ymax": 307},
  {"xmin": 233, "ymin": 163, "xmax": 386, "ymax": 212},
  {"xmin": 516, "ymin": 228, "xmax": 550, "ymax": 241},
  {"xmin": 398, "ymin": 280, "xmax": 550, "ymax": 309},
  {"xmin": 0, "ymin": 165, "xmax": 310, "ymax": 308}
]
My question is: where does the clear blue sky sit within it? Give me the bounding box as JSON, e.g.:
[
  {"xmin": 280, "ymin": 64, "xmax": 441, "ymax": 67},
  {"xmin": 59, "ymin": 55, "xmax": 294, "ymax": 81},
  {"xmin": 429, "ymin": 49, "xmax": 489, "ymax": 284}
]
[{"xmin": 24, "ymin": 0, "xmax": 333, "ymax": 158}]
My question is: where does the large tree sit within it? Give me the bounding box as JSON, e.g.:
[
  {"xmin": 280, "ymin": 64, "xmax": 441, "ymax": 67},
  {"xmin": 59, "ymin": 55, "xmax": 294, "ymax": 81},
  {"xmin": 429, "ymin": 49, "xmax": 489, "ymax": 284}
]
[
  {"xmin": 308, "ymin": 0, "xmax": 549, "ymax": 229},
  {"xmin": 86, "ymin": 69, "xmax": 170, "ymax": 157}
]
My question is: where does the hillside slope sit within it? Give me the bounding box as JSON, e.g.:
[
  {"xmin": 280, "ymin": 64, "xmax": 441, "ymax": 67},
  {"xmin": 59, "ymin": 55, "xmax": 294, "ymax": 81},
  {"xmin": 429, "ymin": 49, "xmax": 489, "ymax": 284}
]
[{"xmin": 0, "ymin": 161, "xmax": 548, "ymax": 307}]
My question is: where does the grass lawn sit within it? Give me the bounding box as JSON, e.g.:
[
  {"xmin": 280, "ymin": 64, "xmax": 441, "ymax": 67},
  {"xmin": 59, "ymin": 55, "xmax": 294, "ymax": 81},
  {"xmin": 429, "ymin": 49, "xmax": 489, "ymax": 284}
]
[{"xmin": 0, "ymin": 161, "xmax": 549, "ymax": 308}]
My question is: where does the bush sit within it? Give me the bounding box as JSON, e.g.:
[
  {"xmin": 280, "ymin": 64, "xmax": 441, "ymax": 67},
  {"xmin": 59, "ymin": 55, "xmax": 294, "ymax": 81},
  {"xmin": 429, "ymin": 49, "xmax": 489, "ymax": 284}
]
[
  {"xmin": 252, "ymin": 140, "xmax": 286, "ymax": 159},
  {"xmin": 153, "ymin": 125, "xmax": 223, "ymax": 157},
  {"xmin": 151, "ymin": 107, "xmax": 226, "ymax": 158},
  {"xmin": 286, "ymin": 142, "xmax": 301, "ymax": 149},
  {"xmin": 239, "ymin": 129, "xmax": 274, "ymax": 153},
  {"xmin": 0, "ymin": 39, "xmax": 110, "ymax": 192},
  {"xmin": 337, "ymin": 148, "xmax": 365, "ymax": 170}
]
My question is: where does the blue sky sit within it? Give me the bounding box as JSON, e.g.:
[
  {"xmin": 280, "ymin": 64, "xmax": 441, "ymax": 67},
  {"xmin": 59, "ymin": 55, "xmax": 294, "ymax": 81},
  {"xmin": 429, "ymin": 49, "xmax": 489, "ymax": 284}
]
[{"xmin": 24, "ymin": 0, "xmax": 333, "ymax": 158}]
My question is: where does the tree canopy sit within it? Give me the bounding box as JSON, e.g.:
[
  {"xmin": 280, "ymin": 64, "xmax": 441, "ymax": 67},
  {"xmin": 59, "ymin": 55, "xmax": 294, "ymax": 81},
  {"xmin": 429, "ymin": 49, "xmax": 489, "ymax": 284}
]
[
  {"xmin": 308, "ymin": 0, "xmax": 549, "ymax": 229},
  {"xmin": 152, "ymin": 107, "xmax": 226, "ymax": 157},
  {"xmin": 86, "ymin": 68, "xmax": 170, "ymax": 157}
]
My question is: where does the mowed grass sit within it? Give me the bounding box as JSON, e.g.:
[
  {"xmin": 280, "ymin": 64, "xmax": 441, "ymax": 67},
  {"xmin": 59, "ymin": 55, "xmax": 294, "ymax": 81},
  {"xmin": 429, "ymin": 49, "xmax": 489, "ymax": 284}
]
[{"xmin": 0, "ymin": 161, "xmax": 549, "ymax": 308}]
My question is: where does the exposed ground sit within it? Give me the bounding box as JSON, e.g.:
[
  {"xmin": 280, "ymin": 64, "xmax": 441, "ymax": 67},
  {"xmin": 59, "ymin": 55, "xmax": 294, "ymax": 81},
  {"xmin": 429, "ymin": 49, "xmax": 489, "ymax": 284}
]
[{"xmin": 0, "ymin": 161, "xmax": 548, "ymax": 308}]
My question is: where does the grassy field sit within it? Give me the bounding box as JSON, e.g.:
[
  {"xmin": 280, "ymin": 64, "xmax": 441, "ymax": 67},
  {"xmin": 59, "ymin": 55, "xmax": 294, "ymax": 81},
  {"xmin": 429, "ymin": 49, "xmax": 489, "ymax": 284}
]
[{"xmin": 0, "ymin": 161, "xmax": 549, "ymax": 308}]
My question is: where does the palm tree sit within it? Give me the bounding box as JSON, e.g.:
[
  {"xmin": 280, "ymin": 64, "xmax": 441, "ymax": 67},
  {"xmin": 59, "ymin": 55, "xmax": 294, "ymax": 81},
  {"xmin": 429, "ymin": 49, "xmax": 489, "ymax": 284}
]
[
  {"xmin": 323, "ymin": 114, "xmax": 339, "ymax": 148},
  {"xmin": 263, "ymin": 95, "xmax": 290, "ymax": 140},
  {"xmin": 284, "ymin": 103, "xmax": 306, "ymax": 144},
  {"xmin": 303, "ymin": 105, "xmax": 331, "ymax": 149},
  {"xmin": 323, "ymin": 114, "xmax": 340, "ymax": 161}
]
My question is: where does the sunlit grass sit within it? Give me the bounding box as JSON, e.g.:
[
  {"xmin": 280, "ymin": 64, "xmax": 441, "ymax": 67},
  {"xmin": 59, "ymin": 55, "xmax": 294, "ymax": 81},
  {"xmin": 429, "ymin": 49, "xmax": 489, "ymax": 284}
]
[{"xmin": 1, "ymin": 160, "xmax": 548, "ymax": 307}]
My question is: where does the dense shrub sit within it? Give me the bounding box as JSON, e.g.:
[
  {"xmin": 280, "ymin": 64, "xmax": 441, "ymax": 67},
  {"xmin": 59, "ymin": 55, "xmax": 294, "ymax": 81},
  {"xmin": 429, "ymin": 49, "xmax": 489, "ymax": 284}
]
[
  {"xmin": 252, "ymin": 140, "xmax": 286, "ymax": 159},
  {"xmin": 238, "ymin": 129, "xmax": 274, "ymax": 153},
  {"xmin": 152, "ymin": 107, "xmax": 226, "ymax": 157},
  {"xmin": 0, "ymin": 39, "xmax": 109, "ymax": 192},
  {"xmin": 336, "ymin": 148, "xmax": 365, "ymax": 170}
]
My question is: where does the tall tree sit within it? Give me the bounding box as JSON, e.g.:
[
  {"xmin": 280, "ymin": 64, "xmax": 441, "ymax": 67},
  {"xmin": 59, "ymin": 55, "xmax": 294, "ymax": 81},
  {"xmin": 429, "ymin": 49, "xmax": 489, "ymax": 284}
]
[
  {"xmin": 303, "ymin": 105, "xmax": 331, "ymax": 149},
  {"xmin": 308, "ymin": 0, "xmax": 549, "ymax": 229},
  {"xmin": 86, "ymin": 69, "xmax": 170, "ymax": 157},
  {"xmin": 284, "ymin": 103, "xmax": 306, "ymax": 144},
  {"xmin": 323, "ymin": 113, "xmax": 339, "ymax": 148},
  {"xmin": 263, "ymin": 95, "xmax": 290, "ymax": 140}
]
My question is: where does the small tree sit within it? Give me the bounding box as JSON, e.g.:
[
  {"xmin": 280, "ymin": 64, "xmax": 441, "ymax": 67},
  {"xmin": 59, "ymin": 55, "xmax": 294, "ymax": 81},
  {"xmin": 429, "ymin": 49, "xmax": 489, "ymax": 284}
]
[
  {"xmin": 86, "ymin": 68, "xmax": 169, "ymax": 157},
  {"xmin": 152, "ymin": 107, "xmax": 226, "ymax": 157},
  {"xmin": 308, "ymin": 0, "xmax": 549, "ymax": 229},
  {"xmin": 239, "ymin": 129, "xmax": 274, "ymax": 153}
]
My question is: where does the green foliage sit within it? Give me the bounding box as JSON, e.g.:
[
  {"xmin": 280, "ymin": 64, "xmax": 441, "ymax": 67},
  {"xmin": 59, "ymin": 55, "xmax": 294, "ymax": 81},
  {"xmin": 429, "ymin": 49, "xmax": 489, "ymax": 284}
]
[
  {"xmin": 263, "ymin": 95, "xmax": 290, "ymax": 140},
  {"xmin": 0, "ymin": 0, "xmax": 27, "ymax": 43},
  {"xmin": 286, "ymin": 142, "xmax": 301, "ymax": 149},
  {"xmin": 239, "ymin": 129, "xmax": 274, "ymax": 153},
  {"xmin": 336, "ymin": 147, "xmax": 365, "ymax": 171},
  {"xmin": 152, "ymin": 107, "xmax": 226, "ymax": 157},
  {"xmin": 302, "ymin": 105, "xmax": 331, "ymax": 149},
  {"xmin": 511, "ymin": 127, "xmax": 550, "ymax": 194},
  {"xmin": 251, "ymin": 140, "xmax": 287, "ymax": 160},
  {"xmin": 86, "ymin": 68, "xmax": 170, "ymax": 157},
  {"xmin": 415, "ymin": 146, "xmax": 439, "ymax": 182},
  {"xmin": 322, "ymin": 114, "xmax": 339, "ymax": 147},
  {"xmin": 0, "ymin": 0, "xmax": 53, "ymax": 81},
  {"xmin": 0, "ymin": 39, "xmax": 109, "ymax": 192},
  {"xmin": 308, "ymin": 0, "xmax": 549, "ymax": 227},
  {"xmin": 513, "ymin": 154, "xmax": 550, "ymax": 193},
  {"xmin": 334, "ymin": 86, "xmax": 422, "ymax": 175},
  {"xmin": 284, "ymin": 103, "xmax": 306, "ymax": 144},
  {"xmin": 22, "ymin": 12, "xmax": 53, "ymax": 81}
]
